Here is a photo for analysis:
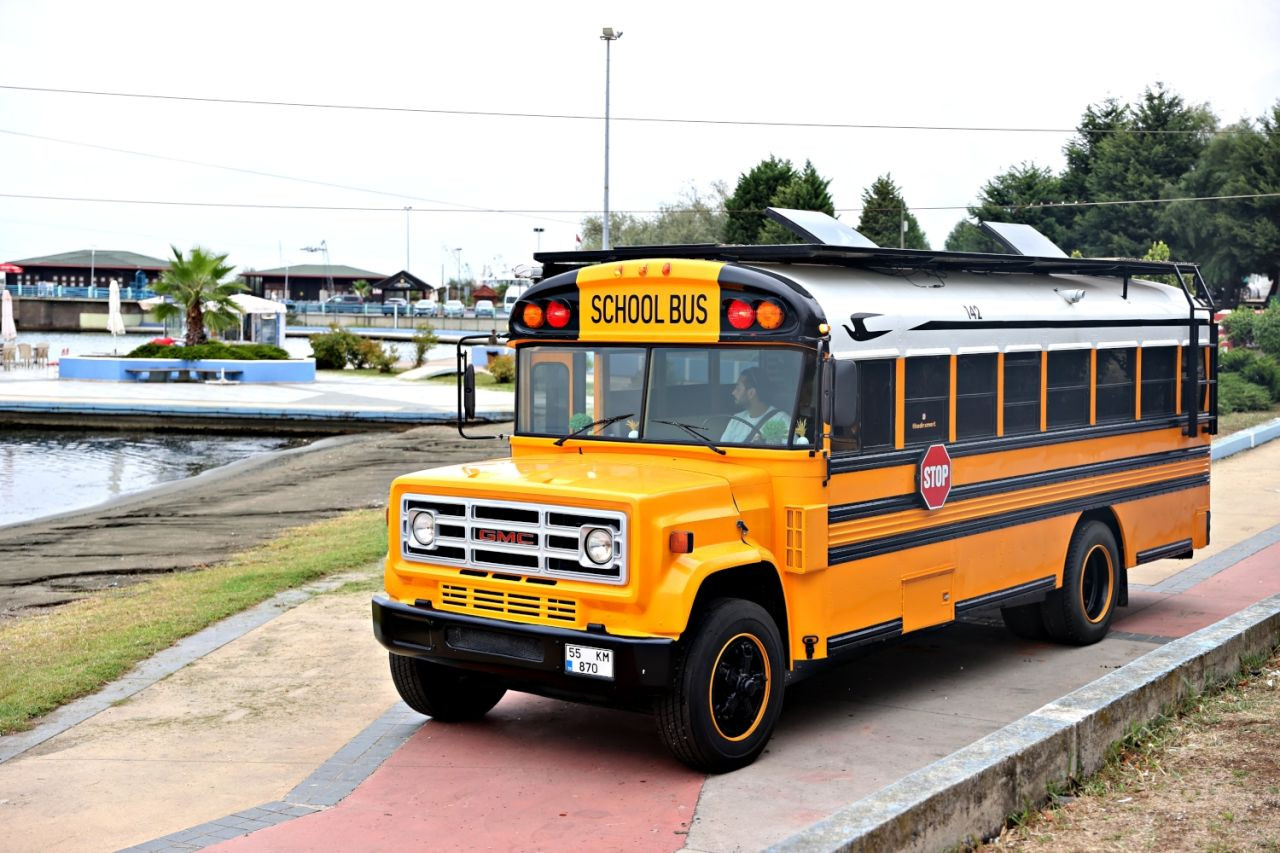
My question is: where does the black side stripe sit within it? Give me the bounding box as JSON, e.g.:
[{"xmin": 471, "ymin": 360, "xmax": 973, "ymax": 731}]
[
  {"xmin": 912, "ymin": 318, "xmax": 1193, "ymax": 331},
  {"xmin": 830, "ymin": 414, "xmax": 1212, "ymax": 475},
  {"xmin": 1136, "ymin": 539, "xmax": 1194, "ymax": 564},
  {"xmin": 954, "ymin": 576, "xmax": 1056, "ymax": 614},
  {"xmin": 829, "ymin": 474, "xmax": 1208, "ymax": 565},
  {"xmin": 829, "ymin": 446, "xmax": 1209, "ymax": 524},
  {"xmin": 827, "ymin": 619, "xmax": 902, "ymax": 655}
]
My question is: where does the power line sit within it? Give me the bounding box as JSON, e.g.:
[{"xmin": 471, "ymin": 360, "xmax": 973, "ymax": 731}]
[
  {"xmin": 0, "ymin": 83, "xmax": 1254, "ymax": 135},
  {"xmin": 0, "ymin": 127, "xmax": 579, "ymax": 226},
  {"xmin": 1, "ymin": 190, "xmax": 1275, "ymax": 215}
]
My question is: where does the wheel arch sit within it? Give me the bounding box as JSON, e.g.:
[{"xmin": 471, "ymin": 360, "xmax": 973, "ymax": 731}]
[
  {"xmin": 1077, "ymin": 507, "xmax": 1128, "ymax": 607},
  {"xmin": 688, "ymin": 561, "xmax": 791, "ymax": 667}
]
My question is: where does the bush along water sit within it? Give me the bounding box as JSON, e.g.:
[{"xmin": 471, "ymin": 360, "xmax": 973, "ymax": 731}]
[
  {"xmin": 126, "ymin": 341, "xmax": 289, "ymax": 360},
  {"xmin": 309, "ymin": 326, "xmax": 396, "ymax": 372}
]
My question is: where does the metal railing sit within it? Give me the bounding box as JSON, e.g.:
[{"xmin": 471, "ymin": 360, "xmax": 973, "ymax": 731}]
[{"xmin": 2, "ymin": 284, "xmax": 158, "ymax": 301}]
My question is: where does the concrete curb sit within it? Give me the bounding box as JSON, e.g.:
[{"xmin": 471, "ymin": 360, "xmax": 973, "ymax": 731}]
[
  {"xmin": 1212, "ymin": 416, "xmax": 1280, "ymax": 460},
  {"xmin": 768, "ymin": 592, "xmax": 1280, "ymax": 853}
]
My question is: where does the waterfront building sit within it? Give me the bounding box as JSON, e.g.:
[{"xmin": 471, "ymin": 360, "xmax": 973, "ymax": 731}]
[
  {"xmin": 242, "ymin": 264, "xmax": 386, "ymax": 302},
  {"xmin": 2, "ymin": 250, "xmax": 168, "ymax": 291}
]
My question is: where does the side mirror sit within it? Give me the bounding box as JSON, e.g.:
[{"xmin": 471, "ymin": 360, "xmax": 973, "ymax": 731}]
[
  {"xmin": 463, "ymin": 364, "xmax": 477, "ymax": 421},
  {"xmin": 832, "ymin": 359, "xmax": 858, "ymax": 429}
]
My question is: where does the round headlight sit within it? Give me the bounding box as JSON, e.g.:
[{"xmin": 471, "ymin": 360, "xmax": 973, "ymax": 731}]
[
  {"xmin": 584, "ymin": 527, "xmax": 614, "ymax": 565},
  {"xmin": 410, "ymin": 511, "xmax": 436, "ymax": 547}
]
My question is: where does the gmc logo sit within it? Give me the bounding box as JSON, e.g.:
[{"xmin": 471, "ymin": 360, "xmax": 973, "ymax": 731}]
[{"xmin": 474, "ymin": 528, "xmax": 537, "ymax": 546}]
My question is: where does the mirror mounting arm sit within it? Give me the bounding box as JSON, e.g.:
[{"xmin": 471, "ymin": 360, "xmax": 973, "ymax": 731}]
[{"xmin": 456, "ymin": 333, "xmax": 509, "ymax": 441}]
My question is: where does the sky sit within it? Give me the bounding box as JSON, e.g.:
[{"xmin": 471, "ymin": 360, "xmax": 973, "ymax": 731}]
[{"xmin": 1, "ymin": 0, "xmax": 1277, "ymax": 289}]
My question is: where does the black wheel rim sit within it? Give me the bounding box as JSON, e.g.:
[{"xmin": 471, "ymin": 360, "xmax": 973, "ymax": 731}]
[
  {"xmin": 708, "ymin": 633, "xmax": 770, "ymax": 742},
  {"xmin": 1081, "ymin": 544, "xmax": 1114, "ymax": 623}
]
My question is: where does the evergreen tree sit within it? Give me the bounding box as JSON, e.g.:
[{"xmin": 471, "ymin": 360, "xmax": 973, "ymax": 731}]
[
  {"xmin": 855, "ymin": 174, "xmax": 929, "ymax": 249},
  {"xmin": 579, "ymin": 183, "xmax": 728, "ymax": 249},
  {"xmin": 722, "ymin": 156, "xmax": 796, "ymax": 244},
  {"xmin": 758, "ymin": 160, "xmax": 837, "ymax": 243},
  {"xmin": 944, "ymin": 220, "xmax": 1002, "ymax": 253},
  {"xmin": 1074, "ymin": 84, "xmax": 1217, "ymax": 257},
  {"xmin": 966, "ymin": 163, "xmax": 1072, "ymax": 251},
  {"xmin": 1163, "ymin": 103, "xmax": 1280, "ymax": 302}
]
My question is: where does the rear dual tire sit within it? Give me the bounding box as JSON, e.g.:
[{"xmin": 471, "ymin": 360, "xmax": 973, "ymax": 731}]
[{"xmin": 1001, "ymin": 520, "xmax": 1120, "ymax": 646}]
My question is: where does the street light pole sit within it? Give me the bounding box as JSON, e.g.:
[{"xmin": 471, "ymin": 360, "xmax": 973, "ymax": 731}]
[
  {"xmin": 452, "ymin": 247, "xmax": 462, "ymax": 302},
  {"xmin": 601, "ymin": 27, "xmax": 622, "ymax": 251},
  {"xmin": 405, "ymin": 207, "xmax": 412, "ymax": 270}
]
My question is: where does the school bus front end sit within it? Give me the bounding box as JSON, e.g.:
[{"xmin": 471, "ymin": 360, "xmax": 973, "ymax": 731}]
[{"xmin": 373, "ymin": 257, "xmax": 828, "ymax": 772}]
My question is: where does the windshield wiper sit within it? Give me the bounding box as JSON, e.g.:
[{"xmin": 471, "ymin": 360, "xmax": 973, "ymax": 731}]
[
  {"xmin": 652, "ymin": 420, "xmax": 727, "ymax": 455},
  {"xmin": 554, "ymin": 412, "xmax": 634, "ymax": 446}
]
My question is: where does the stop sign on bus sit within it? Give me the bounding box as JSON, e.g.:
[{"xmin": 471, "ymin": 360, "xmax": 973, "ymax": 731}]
[{"xmin": 918, "ymin": 444, "xmax": 952, "ymax": 510}]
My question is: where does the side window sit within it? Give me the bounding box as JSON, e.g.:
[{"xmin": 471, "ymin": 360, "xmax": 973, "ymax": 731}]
[
  {"xmin": 1096, "ymin": 347, "xmax": 1136, "ymax": 422},
  {"xmin": 904, "ymin": 356, "xmax": 949, "ymax": 445},
  {"xmin": 1003, "ymin": 351, "xmax": 1041, "ymax": 435},
  {"xmin": 832, "ymin": 359, "xmax": 895, "ymax": 453},
  {"xmin": 1047, "ymin": 349, "xmax": 1090, "ymax": 428},
  {"xmin": 956, "ymin": 353, "xmax": 997, "ymax": 439},
  {"xmin": 1141, "ymin": 346, "xmax": 1177, "ymax": 417}
]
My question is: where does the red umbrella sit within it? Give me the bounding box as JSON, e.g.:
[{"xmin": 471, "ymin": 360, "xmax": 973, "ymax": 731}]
[{"xmin": 0, "ymin": 263, "xmax": 24, "ymax": 274}]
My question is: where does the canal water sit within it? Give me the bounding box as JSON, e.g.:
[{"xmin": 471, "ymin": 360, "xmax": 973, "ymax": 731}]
[{"xmin": 0, "ymin": 429, "xmax": 308, "ymax": 528}]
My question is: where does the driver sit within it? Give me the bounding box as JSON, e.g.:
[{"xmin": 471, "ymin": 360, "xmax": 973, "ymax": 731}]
[{"xmin": 721, "ymin": 367, "xmax": 791, "ymax": 444}]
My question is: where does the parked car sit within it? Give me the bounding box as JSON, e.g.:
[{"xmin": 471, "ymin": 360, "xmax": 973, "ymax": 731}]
[
  {"xmin": 442, "ymin": 299, "xmax": 465, "ymax": 319},
  {"xmin": 280, "ymin": 299, "xmax": 298, "ymax": 314},
  {"xmin": 322, "ymin": 294, "xmax": 365, "ymax": 313},
  {"xmin": 413, "ymin": 299, "xmax": 439, "ymax": 317},
  {"xmin": 474, "ymin": 299, "xmax": 496, "ymax": 319},
  {"xmin": 381, "ymin": 297, "xmax": 409, "ymax": 316}
]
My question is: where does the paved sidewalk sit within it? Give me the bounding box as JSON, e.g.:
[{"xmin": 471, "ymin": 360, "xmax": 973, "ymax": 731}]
[{"xmin": 0, "ymin": 366, "xmax": 512, "ymax": 426}]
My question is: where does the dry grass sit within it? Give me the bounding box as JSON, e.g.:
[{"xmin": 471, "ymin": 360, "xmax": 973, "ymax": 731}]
[
  {"xmin": 0, "ymin": 509, "xmax": 386, "ymax": 734},
  {"xmin": 1219, "ymin": 403, "xmax": 1280, "ymax": 436},
  {"xmin": 987, "ymin": 647, "xmax": 1280, "ymax": 851}
]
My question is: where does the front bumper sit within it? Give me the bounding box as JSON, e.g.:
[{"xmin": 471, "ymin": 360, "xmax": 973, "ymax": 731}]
[{"xmin": 372, "ymin": 595, "xmax": 675, "ymax": 697}]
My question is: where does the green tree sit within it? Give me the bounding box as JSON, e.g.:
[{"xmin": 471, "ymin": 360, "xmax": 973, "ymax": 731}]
[
  {"xmin": 758, "ymin": 160, "xmax": 837, "ymax": 243},
  {"xmin": 1060, "ymin": 97, "xmax": 1130, "ymax": 203},
  {"xmin": 151, "ymin": 245, "xmax": 243, "ymax": 346},
  {"xmin": 1073, "ymin": 84, "xmax": 1217, "ymax": 257},
  {"xmin": 944, "ymin": 220, "xmax": 1000, "ymax": 253},
  {"xmin": 351, "ymin": 279, "xmax": 372, "ymax": 300},
  {"xmin": 722, "ymin": 156, "xmax": 796, "ymax": 244},
  {"xmin": 580, "ymin": 183, "xmax": 728, "ymax": 249},
  {"xmin": 1163, "ymin": 103, "xmax": 1280, "ymax": 302},
  {"xmin": 855, "ymin": 174, "xmax": 929, "ymax": 249}
]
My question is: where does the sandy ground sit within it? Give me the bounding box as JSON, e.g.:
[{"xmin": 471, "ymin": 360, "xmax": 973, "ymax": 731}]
[{"xmin": 0, "ymin": 423, "xmax": 507, "ymax": 615}]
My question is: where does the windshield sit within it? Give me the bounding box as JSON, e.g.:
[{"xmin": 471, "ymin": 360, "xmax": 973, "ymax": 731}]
[{"xmin": 517, "ymin": 345, "xmax": 817, "ymax": 448}]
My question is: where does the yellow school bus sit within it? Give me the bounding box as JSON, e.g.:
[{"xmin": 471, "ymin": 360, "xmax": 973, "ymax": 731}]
[{"xmin": 372, "ymin": 213, "xmax": 1217, "ymax": 772}]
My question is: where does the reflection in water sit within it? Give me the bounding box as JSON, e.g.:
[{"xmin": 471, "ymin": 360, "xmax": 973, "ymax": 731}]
[{"xmin": 0, "ymin": 430, "xmax": 308, "ymax": 527}]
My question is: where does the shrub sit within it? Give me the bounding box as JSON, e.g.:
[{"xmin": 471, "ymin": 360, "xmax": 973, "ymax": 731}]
[
  {"xmin": 1219, "ymin": 348, "xmax": 1280, "ymax": 402},
  {"xmin": 1254, "ymin": 299, "xmax": 1280, "ymax": 360},
  {"xmin": 411, "ymin": 324, "xmax": 438, "ymax": 368},
  {"xmin": 1220, "ymin": 306, "xmax": 1256, "ymax": 348},
  {"xmin": 125, "ymin": 341, "xmax": 288, "ymax": 360},
  {"xmin": 487, "ymin": 354, "xmax": 515, "ymax": 383},
  {"xmin": 354, "ymin": 338, "xmax": 396, "ymax": 373},
  {"xmin": 1218, "ymin": 372, "xmax": 1272, "ymax": 414},
  {"xmin": 308, "ymin": 326, "xmax": 362, "ymax": 370}
]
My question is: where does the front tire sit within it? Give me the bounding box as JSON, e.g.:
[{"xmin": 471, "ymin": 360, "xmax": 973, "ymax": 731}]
[
  {"xmin": 656, "ymin": 599, "xmax": 785, "ymax": 773},
  {"xmin": 389, "ymin": 653, "xmax": 507, "ymax": 721},
  {"xmin": 1043, "ymin": 520, "xmax": 1120, "ymax": 645}
]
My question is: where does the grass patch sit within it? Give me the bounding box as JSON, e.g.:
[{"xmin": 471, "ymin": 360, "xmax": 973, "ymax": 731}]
[
  {"xmin": 0, "ymin": 509, "xmax": 386, "ymax": 735},
  {"xmin": 426, "ymin": 371, "xmax": 512, "ymax": 388},
  {"xmin": 1219, "ymin": 401, "xmax": 1280, "ymax": 436}
]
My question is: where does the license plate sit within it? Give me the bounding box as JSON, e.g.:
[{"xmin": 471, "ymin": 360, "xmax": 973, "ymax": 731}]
[{"xmin": 564, "ymin": 643, "xmax": 614, "ymax": 680}]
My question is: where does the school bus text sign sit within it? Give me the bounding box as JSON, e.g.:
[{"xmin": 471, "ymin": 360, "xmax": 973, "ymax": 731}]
[
  {"xmin": 918, "ymin": 444, "xmax": 952, "ymax": 510},
  {"xmin": 576, "ymin": 261, "xmax": 722, "ymax": 343}
]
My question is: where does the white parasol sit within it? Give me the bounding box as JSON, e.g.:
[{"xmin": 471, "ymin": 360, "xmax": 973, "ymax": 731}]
[
  {"xmin": 1, "ymin": 290, "xmax": 16, "ymax": 343},
  {"xmin": 107, "ymin": 279, "xmax": 126, "ymax": 349}
]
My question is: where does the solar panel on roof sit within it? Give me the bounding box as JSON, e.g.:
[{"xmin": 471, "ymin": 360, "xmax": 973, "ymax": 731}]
[
  {"xmin": 979, "ymin": 222, "xmax": 1068, "ymax": 258},
  {"xmin": 764, "ymin": 208, "xmax": 879, "ymax": 248}
]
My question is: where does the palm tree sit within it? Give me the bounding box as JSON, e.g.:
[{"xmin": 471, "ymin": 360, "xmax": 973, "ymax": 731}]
[{"xmin": 152, "ymin": 246, "xmax": 243, "ymax": 345}]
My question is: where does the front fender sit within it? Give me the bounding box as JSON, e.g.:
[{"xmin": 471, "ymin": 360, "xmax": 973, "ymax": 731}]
[{"xmin": 645, "ymin": 539, "xmax": 780, "ymax": 636}]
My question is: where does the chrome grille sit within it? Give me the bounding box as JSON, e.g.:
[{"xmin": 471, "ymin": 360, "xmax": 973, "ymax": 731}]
[{"xmin": 401, "ymin": 495, "xmax": 628, "ymax": 585}]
